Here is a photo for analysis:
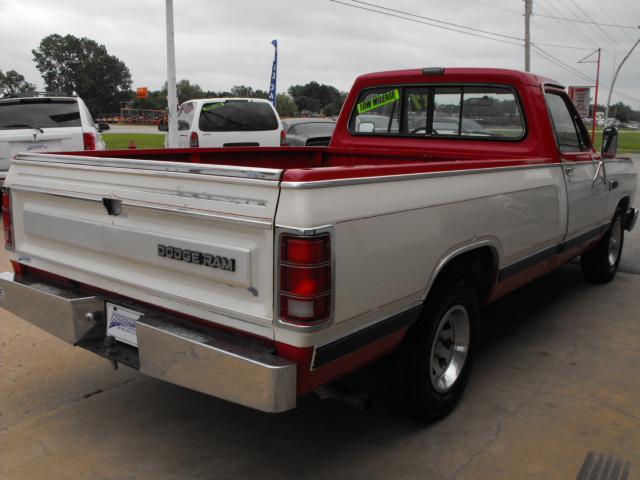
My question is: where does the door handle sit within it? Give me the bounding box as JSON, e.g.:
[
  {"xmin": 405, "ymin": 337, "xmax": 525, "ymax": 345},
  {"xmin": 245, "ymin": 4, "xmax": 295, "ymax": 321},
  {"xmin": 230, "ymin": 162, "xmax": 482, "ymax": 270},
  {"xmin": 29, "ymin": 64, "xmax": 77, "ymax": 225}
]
[
  {"xmin": 564, "ymin": 166, "xmax": 574, "ymax": 175},
  {"xmin": 591, "ymin": 161, "xmax": 603, "ymax": 186}
]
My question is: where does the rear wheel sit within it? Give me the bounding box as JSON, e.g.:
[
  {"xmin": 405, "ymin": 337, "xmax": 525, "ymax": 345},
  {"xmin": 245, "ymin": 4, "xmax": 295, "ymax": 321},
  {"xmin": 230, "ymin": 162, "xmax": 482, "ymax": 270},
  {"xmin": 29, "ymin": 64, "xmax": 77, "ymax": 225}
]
[
  {"xmin": 403, "ymin": 276, "xmax": 479, "ymax": 420},
  {"xmin": 581, "ymin": 212, "xmax": 624, "ymax": 283}
]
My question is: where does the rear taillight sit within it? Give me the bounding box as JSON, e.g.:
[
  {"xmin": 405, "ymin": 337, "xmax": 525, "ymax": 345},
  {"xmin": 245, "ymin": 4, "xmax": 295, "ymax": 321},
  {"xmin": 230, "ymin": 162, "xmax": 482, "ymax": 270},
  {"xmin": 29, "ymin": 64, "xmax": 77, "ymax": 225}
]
[
  {"xmin": 83, "ymin": 132, "xmax": 96, "ymax": 150},
  {"xmin": 279, "ymin": 233, "xmax": 332, "ymax": 325},
  {"xmin": 190, "ymin": 131, "xmax": 199, "ymax": 147},
  {"xmin": 280, "ymin": 129, "xmax": 287, "ymax": 146},
  {"xmin": 2, "ymin": 188, "xmax": 14, "ymax": 250}
]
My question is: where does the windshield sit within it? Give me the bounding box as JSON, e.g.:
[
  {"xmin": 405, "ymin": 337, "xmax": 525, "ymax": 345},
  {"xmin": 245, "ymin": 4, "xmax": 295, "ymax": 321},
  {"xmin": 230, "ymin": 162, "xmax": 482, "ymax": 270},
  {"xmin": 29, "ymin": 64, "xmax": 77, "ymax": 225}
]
[
  {"xmin": 198, "ymin": 101, "xmax": 278, "ymax": 132},
  {"xmin": 0, "ymin": 99, "xmax": 81, "ymax": 130}
]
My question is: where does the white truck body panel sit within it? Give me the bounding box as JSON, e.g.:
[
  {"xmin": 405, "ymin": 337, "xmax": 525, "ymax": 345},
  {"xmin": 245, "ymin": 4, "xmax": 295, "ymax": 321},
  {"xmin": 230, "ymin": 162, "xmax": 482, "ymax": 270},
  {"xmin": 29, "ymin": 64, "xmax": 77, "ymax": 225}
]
[{"xmin": 274, "ymin": 163, "xmax": 568, "ymax": 347}]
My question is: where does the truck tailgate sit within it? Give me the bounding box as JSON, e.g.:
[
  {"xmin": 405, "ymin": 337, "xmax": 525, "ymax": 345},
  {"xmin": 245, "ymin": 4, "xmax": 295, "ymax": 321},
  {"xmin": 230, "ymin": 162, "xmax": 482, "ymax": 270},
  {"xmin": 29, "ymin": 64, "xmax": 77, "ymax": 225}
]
[{"xmin": 5, "ymin": 152, "xmax": 283, "ymax": 339}]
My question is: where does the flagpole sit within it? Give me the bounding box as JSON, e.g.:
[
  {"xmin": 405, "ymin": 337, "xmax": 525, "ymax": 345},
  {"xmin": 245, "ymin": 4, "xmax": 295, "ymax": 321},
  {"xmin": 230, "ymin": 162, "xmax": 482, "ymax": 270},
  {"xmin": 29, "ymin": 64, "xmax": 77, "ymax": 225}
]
[{"xmin": 268, "ymin": 39, "xmax": 278, "ymax": 109}]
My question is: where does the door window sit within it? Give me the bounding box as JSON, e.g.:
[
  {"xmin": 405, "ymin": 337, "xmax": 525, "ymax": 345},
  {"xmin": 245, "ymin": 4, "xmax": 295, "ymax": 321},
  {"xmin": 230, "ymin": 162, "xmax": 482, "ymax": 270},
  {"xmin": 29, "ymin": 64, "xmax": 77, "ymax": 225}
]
[
  {"xmin": 545, "ymin": 92, "xmax": 587, "ymax": 152},
  {"xmin": 177, "ymin": 102, "xmax": 195, "ymax": 131}
]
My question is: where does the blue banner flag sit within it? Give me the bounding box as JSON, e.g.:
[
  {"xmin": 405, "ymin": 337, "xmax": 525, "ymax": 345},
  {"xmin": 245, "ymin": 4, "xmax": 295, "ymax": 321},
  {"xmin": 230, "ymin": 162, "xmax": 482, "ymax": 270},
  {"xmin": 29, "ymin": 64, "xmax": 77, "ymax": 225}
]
[{"xmin": 268, "ymin": 39, "xmax": 278, "ymax": 108}]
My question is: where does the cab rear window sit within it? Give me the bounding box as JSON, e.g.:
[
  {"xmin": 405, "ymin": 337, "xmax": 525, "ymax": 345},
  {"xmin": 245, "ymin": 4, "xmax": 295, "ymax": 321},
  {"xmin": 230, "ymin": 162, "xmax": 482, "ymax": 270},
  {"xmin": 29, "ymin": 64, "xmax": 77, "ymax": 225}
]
[
  {"xmin": 0, "ymin": 99, "xmax": 81, "ymax": 130},
  {"xmin": 349, "ymin": 85, "xmax": 525, "ymax": 140},
  {"xmin": 199, "ymin": 101, "xmax": 278, "ymax": 132}
]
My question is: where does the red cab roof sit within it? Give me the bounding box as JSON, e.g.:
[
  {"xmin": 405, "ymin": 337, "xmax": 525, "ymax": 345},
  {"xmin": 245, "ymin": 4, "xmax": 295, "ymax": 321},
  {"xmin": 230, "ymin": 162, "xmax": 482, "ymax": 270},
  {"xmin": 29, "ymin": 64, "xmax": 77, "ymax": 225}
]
[{"xmin": 354, "ymin": 67, "xmax": 562, "ymax": 89}]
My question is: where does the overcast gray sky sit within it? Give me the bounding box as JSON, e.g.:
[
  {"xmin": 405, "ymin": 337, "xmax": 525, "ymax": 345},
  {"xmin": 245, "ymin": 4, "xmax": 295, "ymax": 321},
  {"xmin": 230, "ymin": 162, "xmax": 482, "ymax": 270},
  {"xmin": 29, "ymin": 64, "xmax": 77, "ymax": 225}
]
[{"xmin": 1, "ymin": 0, "xmax": 639, "ymax": 107}]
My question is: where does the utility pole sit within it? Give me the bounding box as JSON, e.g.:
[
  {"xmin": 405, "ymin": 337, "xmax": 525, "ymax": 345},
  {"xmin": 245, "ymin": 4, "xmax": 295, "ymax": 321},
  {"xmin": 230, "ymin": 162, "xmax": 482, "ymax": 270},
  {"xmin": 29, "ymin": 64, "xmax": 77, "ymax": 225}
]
[
  {"xmin": 165, "ymin": 0, "xmax": 179, "ymax": 148},
  {"xmin": 524, "ymin": 0, "xmax": 532, "ymax": 72},
  {"xmin": 604, "ymin": 36, "xmax": 640, "ymax": 126}
]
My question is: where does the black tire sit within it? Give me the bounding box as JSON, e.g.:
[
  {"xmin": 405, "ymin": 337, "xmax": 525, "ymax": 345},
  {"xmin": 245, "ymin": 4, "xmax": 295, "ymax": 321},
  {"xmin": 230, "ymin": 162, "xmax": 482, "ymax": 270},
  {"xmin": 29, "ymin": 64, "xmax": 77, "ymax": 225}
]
[
  {"xmin": 403, "ymin": 275, "xmax": 479, "ymax": 420},
  {"xmin": 581, "ymin": 212, "xmax": 625, "ymax": 283}
]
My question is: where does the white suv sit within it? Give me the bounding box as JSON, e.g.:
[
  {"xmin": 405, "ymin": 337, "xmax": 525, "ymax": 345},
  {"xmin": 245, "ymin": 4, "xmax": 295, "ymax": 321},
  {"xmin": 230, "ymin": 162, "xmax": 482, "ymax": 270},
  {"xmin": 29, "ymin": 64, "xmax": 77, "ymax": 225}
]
[
  {"xmin": 161, "ymin": 98, "xmax": 284, "ymax": 148},
  {"xmin": 0, "ymin": 93, "xmax": 108, "ymax": 183}
]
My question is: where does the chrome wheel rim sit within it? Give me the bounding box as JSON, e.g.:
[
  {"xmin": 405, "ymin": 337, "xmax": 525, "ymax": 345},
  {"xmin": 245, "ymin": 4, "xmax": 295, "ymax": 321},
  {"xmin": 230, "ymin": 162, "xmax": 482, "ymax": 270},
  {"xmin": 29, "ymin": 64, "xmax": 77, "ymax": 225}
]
[
  {"xmin": 430, "ymin": 305, "xmax": 470, "ymax": 393},
  {"xmin": 608, "ymin": 218, "xmax": 623, "ymax": 269}
]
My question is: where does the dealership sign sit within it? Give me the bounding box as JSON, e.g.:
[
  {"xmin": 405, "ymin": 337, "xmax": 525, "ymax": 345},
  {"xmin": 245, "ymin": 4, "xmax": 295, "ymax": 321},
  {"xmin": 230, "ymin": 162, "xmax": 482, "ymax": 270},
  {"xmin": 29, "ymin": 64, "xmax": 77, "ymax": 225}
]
[{"xmin": 568, "ymin": 86, "xmax": 591, "ymax": 117}]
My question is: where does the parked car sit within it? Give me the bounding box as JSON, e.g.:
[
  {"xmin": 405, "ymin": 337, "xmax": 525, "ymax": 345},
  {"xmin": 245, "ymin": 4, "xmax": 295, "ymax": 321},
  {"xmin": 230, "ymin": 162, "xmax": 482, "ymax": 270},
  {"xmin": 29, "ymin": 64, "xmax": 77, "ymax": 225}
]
[
  {"xmin": 1, "ymin": 68, "xmax": 636, "ymax": 420},
  {"xmin": 0, "ymin": 93, "xmax": 108, "ymax": 184},
  {"xmin": 160, "ymin": 98, "xmax": 283, "ymax": 148},
  {"xmin": 281, "ymin": 118, "xmax": 336, "ymax": 146}
]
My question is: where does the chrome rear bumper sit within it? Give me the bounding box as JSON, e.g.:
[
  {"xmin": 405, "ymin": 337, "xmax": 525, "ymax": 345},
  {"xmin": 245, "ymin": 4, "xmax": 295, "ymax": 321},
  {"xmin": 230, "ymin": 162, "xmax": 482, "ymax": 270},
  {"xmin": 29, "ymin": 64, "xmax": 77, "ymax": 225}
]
[{"xmin": 0, "ymin": 272, "xmax": 297, "ymax": 413}]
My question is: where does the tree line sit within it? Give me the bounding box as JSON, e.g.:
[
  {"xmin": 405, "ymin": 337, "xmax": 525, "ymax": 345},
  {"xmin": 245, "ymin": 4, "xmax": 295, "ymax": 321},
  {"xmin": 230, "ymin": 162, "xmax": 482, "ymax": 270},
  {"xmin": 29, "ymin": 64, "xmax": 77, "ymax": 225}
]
[
  {"xmin": 0, "ymin": 33, "xmax": 638, "ymax": 123},
  {"xmin": 128, "ymin": 80, "xmax": 346, "ymax": 117},
  {"xmin": 1, "ymin": 33, "xmax": 346, "ymax": 117}
]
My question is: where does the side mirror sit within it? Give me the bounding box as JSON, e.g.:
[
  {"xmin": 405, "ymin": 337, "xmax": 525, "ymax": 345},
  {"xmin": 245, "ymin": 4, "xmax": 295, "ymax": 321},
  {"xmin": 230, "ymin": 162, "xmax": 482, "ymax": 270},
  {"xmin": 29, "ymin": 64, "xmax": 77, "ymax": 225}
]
[
  {"xmin": 97, "ymin": 122, "xmax": 110, "ymax": 132},
  {"xmin": 158, "ymin": 123, "xmax": 168, "ymax": 132},
  {"xmin": 358, "ymin": 121, "xmax": 375, "ymax": 133},
  {"xmin": 601, "ymin": 126, "xmax": 618, "ymax": 159}
]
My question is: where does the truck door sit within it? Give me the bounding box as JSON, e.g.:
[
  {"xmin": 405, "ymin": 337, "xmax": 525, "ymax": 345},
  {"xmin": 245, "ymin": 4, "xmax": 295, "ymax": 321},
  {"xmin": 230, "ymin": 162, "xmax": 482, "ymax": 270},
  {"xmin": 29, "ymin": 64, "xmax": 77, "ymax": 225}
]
[{"xmin": 545, "ymin": 90, "xmax": 608, "ymax": 242}]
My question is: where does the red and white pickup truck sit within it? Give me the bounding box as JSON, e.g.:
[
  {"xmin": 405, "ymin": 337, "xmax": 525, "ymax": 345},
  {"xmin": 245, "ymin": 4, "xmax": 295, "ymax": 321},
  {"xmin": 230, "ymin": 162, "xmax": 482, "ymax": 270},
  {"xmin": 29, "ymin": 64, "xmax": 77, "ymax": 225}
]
[{"xmin": 0, "ymin": 68, "xmax": 637, "ymax": 419}]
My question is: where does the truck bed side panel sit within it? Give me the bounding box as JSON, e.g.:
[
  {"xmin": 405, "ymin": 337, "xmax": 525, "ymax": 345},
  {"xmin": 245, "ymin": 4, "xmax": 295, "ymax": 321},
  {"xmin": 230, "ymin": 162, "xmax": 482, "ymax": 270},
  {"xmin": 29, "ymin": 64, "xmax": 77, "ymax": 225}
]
[{"xmin": 275, "ymin": 163, "xmax": 567, "ymax": 347}]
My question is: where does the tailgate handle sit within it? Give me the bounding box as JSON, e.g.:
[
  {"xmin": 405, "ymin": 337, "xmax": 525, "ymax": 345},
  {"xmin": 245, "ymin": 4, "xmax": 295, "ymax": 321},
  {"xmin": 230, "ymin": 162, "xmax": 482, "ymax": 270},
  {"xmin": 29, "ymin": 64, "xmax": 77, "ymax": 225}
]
[{"xmin": 102, "ymin": 198, "xmax": 122, "ymax": 216}]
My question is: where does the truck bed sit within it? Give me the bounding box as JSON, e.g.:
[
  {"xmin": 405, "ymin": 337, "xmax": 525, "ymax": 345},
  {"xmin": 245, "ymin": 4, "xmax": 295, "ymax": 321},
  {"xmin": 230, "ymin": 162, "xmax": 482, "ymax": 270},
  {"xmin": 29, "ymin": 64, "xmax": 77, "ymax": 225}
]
[{"xmin": 64, "ymin": 145, "xmax": 551, "ymax": 182}]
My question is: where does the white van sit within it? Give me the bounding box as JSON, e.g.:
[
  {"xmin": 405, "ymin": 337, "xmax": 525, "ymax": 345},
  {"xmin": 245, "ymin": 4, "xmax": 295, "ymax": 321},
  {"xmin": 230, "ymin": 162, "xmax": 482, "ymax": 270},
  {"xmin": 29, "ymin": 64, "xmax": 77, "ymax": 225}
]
[
  {"xmin": 164, "ymin": 98, "xmax": 284, "ymax": 148},
  {"xmin": 0, "ymin": 94, "xmax": 107, "ymax": 183}
]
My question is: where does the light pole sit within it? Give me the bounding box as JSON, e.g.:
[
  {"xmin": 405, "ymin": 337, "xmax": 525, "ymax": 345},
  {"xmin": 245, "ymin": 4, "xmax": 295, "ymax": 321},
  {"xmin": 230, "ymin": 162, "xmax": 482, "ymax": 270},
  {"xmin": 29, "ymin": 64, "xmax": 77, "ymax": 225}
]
[
  {"xmin": 165, "ymin": 0, "xmax": 178, "ymax": 148},
  {"xmin": 524, "ymin": 0, "xmax": 532, "ymax": 72},
  {"xmin": 604, "ymin": 36, "xmax": 640, "ymax": 126}
]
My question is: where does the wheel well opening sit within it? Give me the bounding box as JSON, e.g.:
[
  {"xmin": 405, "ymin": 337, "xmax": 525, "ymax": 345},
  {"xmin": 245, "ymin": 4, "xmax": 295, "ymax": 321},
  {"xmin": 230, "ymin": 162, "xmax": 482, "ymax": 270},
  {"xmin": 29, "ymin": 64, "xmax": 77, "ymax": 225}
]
[
  {"xmin": 433, "ymin": 247, "xmax": 498, "ymax": 305},
  {"xmin": 616, "ymin": 197, "xmax": 630, "ymax": 213}
]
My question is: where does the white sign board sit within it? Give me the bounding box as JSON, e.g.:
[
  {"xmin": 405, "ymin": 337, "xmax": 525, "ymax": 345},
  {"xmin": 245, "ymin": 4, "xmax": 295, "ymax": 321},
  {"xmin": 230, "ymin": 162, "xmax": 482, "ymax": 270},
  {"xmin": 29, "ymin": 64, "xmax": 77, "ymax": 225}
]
[{"xmin": 568, "ymin": 86, "xmax": 591, "ymax": 118}]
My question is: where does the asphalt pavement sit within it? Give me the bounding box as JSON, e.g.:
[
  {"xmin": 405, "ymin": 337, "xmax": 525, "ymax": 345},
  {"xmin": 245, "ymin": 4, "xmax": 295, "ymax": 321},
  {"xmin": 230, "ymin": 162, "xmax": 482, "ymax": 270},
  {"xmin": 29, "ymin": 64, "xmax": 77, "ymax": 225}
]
[{"xmin": 0, "ymin": 156, "xmax": 638, "ymax": 479}]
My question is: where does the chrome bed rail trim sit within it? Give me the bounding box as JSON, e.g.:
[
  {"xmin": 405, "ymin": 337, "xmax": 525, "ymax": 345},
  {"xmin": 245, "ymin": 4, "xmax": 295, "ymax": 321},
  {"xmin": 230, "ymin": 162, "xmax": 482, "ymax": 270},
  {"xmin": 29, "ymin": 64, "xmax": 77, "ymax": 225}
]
[
  {"xmin": 13, "ymin": 152, "xmax": 283, "ymax": 181},
  {"xmin": 280, "ymin": 162, "xmax": 560, "ymax": 189}
]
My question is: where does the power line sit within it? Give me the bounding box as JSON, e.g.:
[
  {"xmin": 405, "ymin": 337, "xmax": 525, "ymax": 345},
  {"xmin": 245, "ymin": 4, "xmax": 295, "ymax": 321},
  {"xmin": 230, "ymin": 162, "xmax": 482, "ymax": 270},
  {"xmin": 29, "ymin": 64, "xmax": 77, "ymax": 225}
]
[
  {"xmin": 563, "ymin": 0, "xmax": 627, "ymax": 54},
  {"xmin": 536, "ymin": 0, "xmax": 601, "ymax": 52},
  {"xmin": 335, "ymin": 0, "xmax": 595, "ymax": 51},
  {"xmin": 328, "ymin": 0, "xmax": 640, "ymax": 104},
  {"xmin": 328, "ymin": 0, "xmax": 523, "ymax": 46},
  {"xmin": 590, "ymin": 0, "xmax": 638, "ymax": 42},
  {"xmin": 532, "ymin": 12, "xmax": 640, "ymax": 30},
  {"xmin": 349, "ymin": 0, "xmax": 523, "ymax": 41},
  {"xmin": 532, "ymin": 45, "xmax": 595, "ymax": 82}
]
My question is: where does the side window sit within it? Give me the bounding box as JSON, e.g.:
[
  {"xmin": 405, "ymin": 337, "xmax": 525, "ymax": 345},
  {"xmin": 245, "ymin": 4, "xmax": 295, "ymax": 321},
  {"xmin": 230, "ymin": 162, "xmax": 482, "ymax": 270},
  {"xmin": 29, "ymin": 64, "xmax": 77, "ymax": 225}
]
[
  {"xmin": 405, "ymin": 87, "xmax": 429, "ymax": 135},
  {"xmin": 177, "ymin": 102, "xmax": 195, "ymax": 131},
  {"xmin": 462, "ymin": 87, "xmax": 524, "ymax": 138},
  {"xmin": 349, "ymin": 88, "xmax": 400, "ymax": 134},
  {"xmin": 433, "ymin": 87, "xmax": 463, "ymax": 136},
  {"xmin": 545, "ymin": 93, "xmax": 584, "ymax": 152}
]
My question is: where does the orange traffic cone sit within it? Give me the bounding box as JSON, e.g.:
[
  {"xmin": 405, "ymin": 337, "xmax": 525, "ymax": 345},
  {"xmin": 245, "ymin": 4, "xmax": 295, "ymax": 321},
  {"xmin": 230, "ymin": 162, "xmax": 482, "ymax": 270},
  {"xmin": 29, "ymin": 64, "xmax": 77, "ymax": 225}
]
[{"xmin": 128, "ymin": 140, "xmax": 137, "ymax": 149}]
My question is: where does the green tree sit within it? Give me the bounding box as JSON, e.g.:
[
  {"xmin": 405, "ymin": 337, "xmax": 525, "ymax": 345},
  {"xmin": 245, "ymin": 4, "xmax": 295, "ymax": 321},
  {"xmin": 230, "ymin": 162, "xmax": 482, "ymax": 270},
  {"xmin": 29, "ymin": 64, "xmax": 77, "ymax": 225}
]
[
  {"xmin": 288, "ymin": 82, "xmax": 346, "ymax": 115},
  {"xmin": 276, "ymin": 93, "xmax": 298, "ymax": 116},
  {"xmin": 0, "ymin": 69, "xmax": 37, "ymax": 95},
  {"xmin": 32, "ymin": 34, "xmax": 132, "ymax": 114},
  {"xmin": 175, "ymin": 79, "xmax": 204, "ymax": 104}
]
